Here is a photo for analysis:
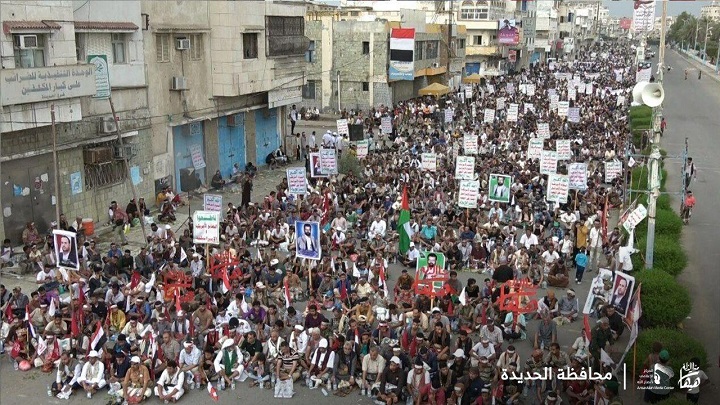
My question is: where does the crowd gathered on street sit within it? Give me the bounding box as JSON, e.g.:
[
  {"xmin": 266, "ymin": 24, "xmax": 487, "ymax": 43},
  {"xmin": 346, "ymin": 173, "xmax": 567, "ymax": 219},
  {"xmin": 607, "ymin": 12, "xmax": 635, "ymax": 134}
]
[{"xmin": 1, "ymin": 40, "xmax": 679, "ymax": 405}]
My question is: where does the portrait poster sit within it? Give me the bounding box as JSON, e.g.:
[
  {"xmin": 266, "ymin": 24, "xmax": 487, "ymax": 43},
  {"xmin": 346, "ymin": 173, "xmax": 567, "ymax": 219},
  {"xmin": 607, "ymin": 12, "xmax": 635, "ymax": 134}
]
[
  {"xmin": 319, "ymin": 148, "xmax": 338, "ymax": 175},
  {"xmin": 458, "ymin": 180, "xmax": 479, "ymax": 209},
  {"xmin": 286, "ymin": 168, "xmax": 308, "ymax": 195},
  {"xmin": 609, "ymin": 272, "xmax": 636, "ymax": 316},
  {"xmin": 70, "ymin": 171, "xmax": 83, "ymax": 195},
  {"xmin": 421, "ymin": 153, "xmax": 437, "ymax": 171},
  {"xmin": 582, "ymin": 269, "xmax": 615, "ymax": 315},
  {"xmin": 497, "ymin": 19, "xmax": 520, "ymax": 45},
  {"xmin": 309, "ymin": 153, "xmax": 328, "ymax": 178},
  {"xmin": 546, "ymin": 174, "xmax": 570, "ymax": 204},
  {"xmin": 540, "ymin": 150, "xmax": 558, "ymax": 175},
  {"xmin": 53, "ymin": 230, "xmax": 79, "ymax": 270},
  {"xmin": 455, "ymin": 156, "xmax": 475, "ymax": 180},
  {"xmin": 488, "ymin": 173, "xmax": 512, "ymax": 203},
  {"xmin": 415, "ymin": 252, "xmax": 447, "ymax": 297},
  {"xmin": 295, "ymin": 221, "xmax": 321, "ymax": 260},
  {"xmin": 568, "ymin": 162, "xmax": 588, "ymax": 190}
]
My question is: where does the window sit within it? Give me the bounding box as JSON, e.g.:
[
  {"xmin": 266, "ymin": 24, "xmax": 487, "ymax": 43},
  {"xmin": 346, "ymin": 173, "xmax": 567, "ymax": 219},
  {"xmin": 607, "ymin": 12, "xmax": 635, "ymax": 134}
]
[
  {"xmin": 415, "ymin": 41, "xmax": 424, "ymax": 60},
  {"xmin": 156, "ymin": 34, "xmax": 171, "ymax": 62},
  {"xmin": 362, "ymin": 41, "xmax": 370, "ymax": 54},
  {"xmin": 13, "ymin": 34, "xmax": 45, "ymax": 68},
  {"xmin": 111, "ymin": 33, "xmax": 126, "ymax": 64},
  {"xmin": 190, "ymin": 34, "xmax": 203, "ymax": 60},
  {"xmin": 302, "ymin": 81, "xmax": 316, "ymax": 99},
  {"xmin": 265, "ymin": 16, "xmax": 305, "ymax": 57},
  {"xmin": 474, "ymin": 35, "xmax": 483, "ymax": 45},
  {"xmin": 362, "ymin": 82, "xmax": 369, "ymax": 92},
  {"xmin": 243, "ymin": 33, "xmax": 258, "ymax": 59},
  {"xmin": 83, "ymin": 142, "xmax": 129, "ymax": 190},
  {"xmin": 305, "ymin": 40, "xmax": 316, "ymax": 63},
  {"xmin": 459, "ymin": 1, "xmax": 489, "ymax": 20},
  {"xmin": 425, "ymin": 41, "xmax": 439, "ymax": 59},
  {"xmin": 75, "ymin": 33, "xmax": 86, "ymax": 62},
  {"xmin": 458, "ymin": 38, "xmax": 466, "ymax": 49}
]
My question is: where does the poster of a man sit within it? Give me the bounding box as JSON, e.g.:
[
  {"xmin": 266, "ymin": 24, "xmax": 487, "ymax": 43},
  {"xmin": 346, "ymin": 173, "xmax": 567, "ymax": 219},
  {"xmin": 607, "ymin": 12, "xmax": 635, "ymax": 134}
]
[
  {"xmin": 309, "ymin": 153, "xmax": 328, "ymax": 178},
  {"xmin": 498, "ymin": 19, "xmax": 520, "ymax": 45},
  {"xmin": 53, "ymin": 230, "xmax": 79, "ymax": 270},
  {"xmin": 610, "ymin": 273, "xmax": 635, "ymax": 316},
  {"xmin": 489, "ymin": 174, "xmax": 511, "ymax": 203},
  {"xmin": 415, "ymin": 252, "xmax": 447, "ymax": 297},
  {"xmin": 295, "ymin": 221, "xmax": 321, "ymax": 260}
]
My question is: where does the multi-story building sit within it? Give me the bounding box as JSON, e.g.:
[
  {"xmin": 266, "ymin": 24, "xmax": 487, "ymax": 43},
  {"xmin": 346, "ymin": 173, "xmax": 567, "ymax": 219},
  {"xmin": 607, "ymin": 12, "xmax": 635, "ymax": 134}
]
[
  {"xmin": 303, "ymin": 2, "xmax": 465, "ymax": 110},
  {"xmin": 0, "ymin": 0, "xmax": 151, "ymax": 241},
  {"xmin": 142, "ymin": 0, "xmax": 307, "ymax": 195},
  {"xmin": 455, "ymin": 0, "xmax": 513, "ymax": 75},
  {"xmin": 701, "ymin": 1, "xmax": 720, "ymax": 22},
  {"xmin": 534, "ymin": 0, "xmax": 560, "ymax": 61}
]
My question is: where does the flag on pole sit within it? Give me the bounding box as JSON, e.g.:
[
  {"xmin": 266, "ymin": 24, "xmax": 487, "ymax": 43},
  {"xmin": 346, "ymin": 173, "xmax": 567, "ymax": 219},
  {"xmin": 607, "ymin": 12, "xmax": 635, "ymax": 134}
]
[
  {"xmin": 397, "ymin": 186, "xmax": 413, "ymax": 255},
  {"xmin": 145, "ymin": 272, "xmax": 156, "ymax": 294},
  {"xmin": 48, "ymin": 297, "xmax": 56, "ymax": 317},
  {"xmin": 90, "ymin": 320, "xmax": 106, "ymax": 352},
  {"xmin": 220, "ymin": 267, "xmax": 231, "ymax": 294},
  {"xmin": 458, "ymin": 287, "xmax": 467, "ymax": 306},
  {"xmin": 378, "ymin": 265, "xmax": 389, "ymax": 297},
  {"xmin": 283, "ymin": 279, "xmax": 292, "ymax": 309},
  {"xmin": 240, "ymin": 295, "xmax": 249, "ymax": 315},
  {"xmin": 207, "ymin": 382, "xmax": 219, "ymax": 401},
  {"xmin": 129, "ymin": 271, "xmax": 142, "ymax": 289},
  {"xmin": 174, "ymin": 289, "xmax": 182, "ymax": 313},
  {"xmin": 4, "ymin": 304, "xmax": 14, "ymax": 323},
  {"xmin": 180, "ymin": 247, "xmax": 188, "ymax": 264},
  {"xmin": 583, "ymin": 314, "xmax": 592, "ymax": 346},
  {"xmin": 25, "ymin": 305, "xmax": 36, "ymax": 339}
]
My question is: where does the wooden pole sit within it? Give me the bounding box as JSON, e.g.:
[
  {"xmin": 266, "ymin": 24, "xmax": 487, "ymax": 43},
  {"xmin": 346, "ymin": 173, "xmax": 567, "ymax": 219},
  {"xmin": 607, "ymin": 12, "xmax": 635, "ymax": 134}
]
[
  {"xmin": 632, "ymin": 342, "xmax": 637, "ymax": 390},
  {"xmin": 574, "ymin": 190, "xmax": 578, "ymax": 212}
]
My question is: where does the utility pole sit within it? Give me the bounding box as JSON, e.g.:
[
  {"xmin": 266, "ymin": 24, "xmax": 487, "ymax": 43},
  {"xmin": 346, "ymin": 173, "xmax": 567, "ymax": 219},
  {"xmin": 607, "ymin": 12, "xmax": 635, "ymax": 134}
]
[
  {"xmin": 645, "ymin": 0, "xmax": 667, "ymax": 270},
  {"xmin": 51, "ymin": 104, "xmax": 61, "ymax": 228},
  {"xmin": 702, "ymin": 18, "xmax": 711, "ymax": 60},
  {"xmin": 694, "ymin": 18, "xmax": 700, "ymax": 51},
  {"xmin": 447, "ymin": 0, "xmax": 453, "ymax": 84}
]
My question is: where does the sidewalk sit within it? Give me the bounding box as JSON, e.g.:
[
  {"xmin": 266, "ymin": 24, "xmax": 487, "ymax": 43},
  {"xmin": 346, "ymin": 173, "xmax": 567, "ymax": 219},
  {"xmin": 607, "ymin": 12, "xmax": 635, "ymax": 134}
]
[{"xmin": 675, "ymin": 49, "xmax": 720, "ymax": 84}]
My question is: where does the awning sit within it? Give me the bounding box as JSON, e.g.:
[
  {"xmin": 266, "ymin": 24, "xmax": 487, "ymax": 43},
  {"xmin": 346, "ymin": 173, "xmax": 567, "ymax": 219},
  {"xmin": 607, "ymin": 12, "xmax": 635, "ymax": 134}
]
[
  {"xmin": 462, "ymin": 73, "xmax": 485, "ymax": 84},
  {"xmin": 3, "ymin": 20, "xmax": 61, "ymax": 34},
  {"xmin": 418, "ymin": 82, "xmax": 450, "ymax": 97},
  {"xmin": 74, "ymin": 21, "xmax": 139, "ymax": 32}
]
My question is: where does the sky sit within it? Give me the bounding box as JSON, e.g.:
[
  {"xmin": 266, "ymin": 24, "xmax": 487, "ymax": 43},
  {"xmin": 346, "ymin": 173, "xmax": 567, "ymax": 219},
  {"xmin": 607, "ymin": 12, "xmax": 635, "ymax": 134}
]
[{"xmin": 603, "ymin": 0, "xmax": 707, "ymax": 17}]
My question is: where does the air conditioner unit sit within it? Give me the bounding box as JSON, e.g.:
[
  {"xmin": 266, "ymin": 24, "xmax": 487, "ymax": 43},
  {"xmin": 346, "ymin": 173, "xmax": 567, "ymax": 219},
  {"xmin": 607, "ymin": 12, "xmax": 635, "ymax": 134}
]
[
  {"xmin": 14, "ymin": 35, "xmax": 39, "ymax": 49},
  {"xmin": 100, "ymin": 117, "xmax": 118, "ymax": 134},
  {"xmin": 113, "ymin": 144, "xmax": 137, "ymax": 160},
  {"xmin": 171, "ymin": 76, "xmax": 188, "ymax": 91},
  {"xmin": 176, "ymin": 38, "xmax": 190, "ymax": 50}
]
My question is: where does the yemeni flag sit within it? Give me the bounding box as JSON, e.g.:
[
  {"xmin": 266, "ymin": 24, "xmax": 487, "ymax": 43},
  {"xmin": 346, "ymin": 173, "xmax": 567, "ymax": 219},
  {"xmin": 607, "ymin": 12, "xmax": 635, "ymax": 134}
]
[
  {"xmin": 207, "ymin": 382, "xmax": 219, "ymax": 401},
  {"xmin": 90, "ymin": 320, "xmax": 106, "ymax": 352},
  {"xmin": 397, "ymin": 186, "xmax": 414, "ymax": 255}
]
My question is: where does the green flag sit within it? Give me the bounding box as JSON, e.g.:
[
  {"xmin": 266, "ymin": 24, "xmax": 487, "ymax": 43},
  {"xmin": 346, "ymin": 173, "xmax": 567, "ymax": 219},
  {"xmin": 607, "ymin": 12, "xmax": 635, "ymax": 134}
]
[{"xmin": 397, "ymin": 186, "xmax": 413, "ymax": 254}]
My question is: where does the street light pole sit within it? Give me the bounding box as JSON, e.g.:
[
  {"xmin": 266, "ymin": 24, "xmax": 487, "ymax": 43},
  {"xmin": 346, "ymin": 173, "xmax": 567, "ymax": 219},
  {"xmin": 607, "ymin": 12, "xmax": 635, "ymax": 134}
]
[
  {"xmin": 694, "ymin": 19, "xmax": 700, "ymax": 51},
  {"xmin": 702, "ymin": 18, "xmax": 710, "ymax": 59}
]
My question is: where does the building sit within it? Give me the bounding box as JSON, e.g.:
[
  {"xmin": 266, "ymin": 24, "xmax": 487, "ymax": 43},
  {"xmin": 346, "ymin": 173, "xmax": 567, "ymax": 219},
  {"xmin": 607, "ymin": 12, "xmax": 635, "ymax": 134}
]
[
  {"xmin": 0, "ymin": 0, "xmax": 151, "ymax": 241},
  {"xmin": 558, "ymin": 0, "xmax": 603, "ymax": 55},
  {"xmin": 303, "ymin": 2, "xmax": 466, "ymax": 111},
  {"xmin": 142, "ymin": 0, "xmax": 307, "ymax": 195},
  {"xmin": 701, "ymin": 1, "xmax": 720, "ymax": 22}
]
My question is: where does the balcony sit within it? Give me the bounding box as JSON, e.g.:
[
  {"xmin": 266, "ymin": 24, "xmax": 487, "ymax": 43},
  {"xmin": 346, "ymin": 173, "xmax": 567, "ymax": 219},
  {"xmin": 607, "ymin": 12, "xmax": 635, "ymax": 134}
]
[{"xmin": 466, "ymin": 45, "xmax": 500, "ymax": 56}]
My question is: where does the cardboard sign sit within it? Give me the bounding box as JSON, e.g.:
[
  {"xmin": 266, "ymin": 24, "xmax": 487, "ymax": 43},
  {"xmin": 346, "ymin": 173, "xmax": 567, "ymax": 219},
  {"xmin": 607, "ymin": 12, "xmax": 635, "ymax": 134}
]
[
  {"xmin": 549, "ymin": 94, "xmax": 559, "ymax": 110},
  {"xmin": 455, "ymin": 156, "xmax": 475, "ymax": 180},
  {"xmin": 622, "ymin": 204, "xmax": 648, "ymax": 232},
  {"xmin": 193, "ymin": 211, "xmax": 221, "ymax": 244},
  {"xmin": 558, "ymin": 101, "xmax": 570, "ymax": 117},
  {"xmin": 506, "ymin": 83, "xmax": 515, "ymax": 94},
  {"xmin": 203, "ymin": 194, "xmax": 223, "ymax": 212},
  {"xmin": 568, "ymin": 107, "xmax": 581, "ymax": 123},
  {"xmin": 528, "ymin": 138, "xmax": 544, "ymax": 160},
  {"xmin": 568, "ymin": 162, "xmax": 588, "ymax": 190},
  {"xmin": 465, "ymin": 85, "xmax": 473, "ymax": 99},
  {"xmin": 546, "ymin": 174, "xmax": 570, "ymax": 204},
  {"xmin": 540, "ymin": 150, "xmax": 558, "ymax": 175},
  {"xmin": 336, "ymin": 119, "xmax": 349, "ymax": 136},
  {"xmin": 484, "ymin": 108, "xmax": 495, "ymax": 124},
  {"xmin": 380, "ymin": 116, "xmax": 393, "ymax": 134},
  {"xmin": 463, "ymin": 134, "xmax": 479, "ymax": 154},
  {"xmin": 356, "ymin": 140, "xmax": 369, "ymax": 159},
  {"xmin": 458, "ymin": 180, "xmax": 479, "ymax": 209},
  {"xmin": 568, "ymin": 87, "xmax": 577, "ymax": 101},
  {"xmin": 536, "ymin": 122, "xmax": 550, "ymax": 139},
  {"xmin": 605, "ymin": 160, "xmax": 623, "ymax": 183},
  {"xmin": 286, "ymin": 167, "xmax": 307, "ymax": 195},
  {"xmin": 422, "ymin": 153, "xmax": 437, "ymax": 171},
  {"xmin": 526, "ymin": 84, "xmax": 536, "ymax": 96},
  {"xmin": 320, "ymin": 148, "xmax": 338, "ymax": 174},
  {"xmin": 496, "ymin": 97, "xmax": 506, "ymax": 110},
  {"xmin": 507, "ymin": 103, "xmax": 519, "ymax": 122},
  {"xmin": 487, "ymin": 84, "xmax": 495, "ymax": 94},
  {"xmin": 556, "ymin": 139, "xmax": 573, "ymax": 160},
  {"xmin": 444, "ymin": 108, "xmax": 454, "ymax": 124},
  {"xmin": 524, "ymin": 103, "xmax": 535, "ymax": 114}
]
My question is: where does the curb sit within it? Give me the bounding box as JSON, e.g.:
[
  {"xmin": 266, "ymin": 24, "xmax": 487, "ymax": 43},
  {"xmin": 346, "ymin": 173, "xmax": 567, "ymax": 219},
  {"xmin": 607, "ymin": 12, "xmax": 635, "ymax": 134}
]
[{"xmin": 675, "ymin": 50, "xmax": 720, "ymax": 84}]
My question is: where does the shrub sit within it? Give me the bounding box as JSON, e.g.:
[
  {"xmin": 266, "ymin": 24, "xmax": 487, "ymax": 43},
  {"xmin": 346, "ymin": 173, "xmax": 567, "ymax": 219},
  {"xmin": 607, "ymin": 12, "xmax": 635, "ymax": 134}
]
[
  {"xmin": 338, "ymin": 153, "xmax": 362, "ymax": 177},
  {"xmin": 635, "ymin": 270, "xmax": 691, "ymax": 327},
  {"xmin": 654, "ymin": 235, "xmax": 688, "ymax": 277},
  {"xmin": 634, "ymin": 327, "xmax": 708, "ymax": 386},
  {"xmin": 629, "ymin": 105, "xmax": 653, "ymax": 119},
  {"xmin": 655, "ymin": 209, "xmax": 683, "ymax": 238},
  {"xmin": 656, "ymin": 194, "xmax": 672, "ymax": 210}
]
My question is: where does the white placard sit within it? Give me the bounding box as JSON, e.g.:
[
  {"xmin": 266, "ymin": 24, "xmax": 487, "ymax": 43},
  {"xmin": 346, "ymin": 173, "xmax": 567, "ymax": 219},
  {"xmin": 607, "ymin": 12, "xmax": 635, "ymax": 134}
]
[
  {"xmin": 540, "ymin": 150, "xmax": 558, "ymax": 175},
  {"xmin": 463, "ymin": 134, "xmax": 479, "ymax": 154},
  {"xmin": 192, "ymin": 211, "xmax": 221, "ymax": 244},
  {"xmin": 585, "ymin": 83, "xmax": 593, "ymax": 95},
  {"xmin": 483, "ymin": 108, "xmax": 495, "ymax": 124},
  {"xmin": 465, "ymin": 85, "xmax": 473, "ymax": 99},
  {"xmin": 568, "ymin": 87, "xmax": 577, "ymax": 101},
  {"xmin": 568, "ymin": 107, "xmax": 581, "ymax": 123},
  {"xmin": 537, "ymin": 122, "xmax": 550, "ymax": 139},
  {"xmin": 496, "ymin": 97, "xmax": 506, "ymax": 110},
  {"xmin": 568, "ymin": 162, "xmax": 588, "ymax": 190},
  {"xmin": 286, "ymin": 167, "xmax": 308, "ymax": 195},
  {"xmin": 320, "ymin": 148, "xmax": 338, "ymax": 174},
  {"xmin": 548, "ymin": 88, "xmax": 557, "ymax": 97},
  {"xmin": 546, "ymin": 174, "xmax": 570, "ymax": 204},
  {"xmin": 605, "ymin": 160, "xmax": 623, "ymax": 183},
  {"xmin": 458, "ymin": 180, "xmax": 480, "ymax": 209},
  {"xmin": 422, "ymin": 153, "xmax": 437, "ymax": 171},
  {"xmin": 558, "ymin": 101, "xmax": 570, "ymax": 117},
  {"xmin": 506, "ymin": 83, "xmax": 515, "ymax": 94},
  {"xmin": 356, "ymin": 140, "xmax": 369, "ymax": 159},
  {"xmin": 381, "ymin": 116, "xmax": 393, "ymax": 134},
  {"xmin": 524, "ymin": 103, "xmax": 535, "ymax": 114},
  {"xmin": 549, "ymin": 94, "xmax": 559, "ymax": 110},
  {"xmin": 622, "ymin": 204, "xmax": 648, "ymax": 232},
  {"xmin": 444, "ymin": 109, "xmax": 453, "ymax": 124},
  {"xmin": 336, "ymin": 119, "xmax": 349, "ymax": 136},
  {"xmin": 528, "ymin": 138, "xmax": 544, "ymax": 160},
  {"xmin": 189, "ymin": 144, "xmax": 206, "ymax": 170},
  {"xmin": 526, "ymin": 84, "xmax": 536, "ymax": 96},
  {"xmin": 578, "ymin": 82, "xmax": 586, "ymax": 94},
  {"xmin": 455, "ymin": 156, "xmax": 475, "ymax": 180},
  {"xmin": 203, "ymin": 194, "xmax": 223, "ymax": 212},
  {"xmin": 487, "ymin": 84, "xmax": 495, "ymax": 94},
  {"xmin": 616, "ymin": 95, "xmax": 626, "ymax": 106},
  {"xmin": 556, "ymin": 139, "xmax": 573, "ymax": 160},
  {"xmin": 507, "ymin": 104, "xmax": 519, "ymax": 122}
]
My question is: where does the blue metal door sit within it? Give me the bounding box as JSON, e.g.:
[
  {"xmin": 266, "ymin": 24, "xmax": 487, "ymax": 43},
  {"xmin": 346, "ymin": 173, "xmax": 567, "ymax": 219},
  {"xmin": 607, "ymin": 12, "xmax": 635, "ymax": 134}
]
[
  {"xmin": 218, "ymin": 114, "xmax": 246, "ymax": 178},
  {"xmin": 465, "ymin": 63, "xmax": 480, "ymax": 75},
  {"xmin": 255, "ymin": 108, "xmax": 279, "ymax": 166},
  {"xmin": 173, "ymin": 122, "xmax": 206, "ymax": 192}
]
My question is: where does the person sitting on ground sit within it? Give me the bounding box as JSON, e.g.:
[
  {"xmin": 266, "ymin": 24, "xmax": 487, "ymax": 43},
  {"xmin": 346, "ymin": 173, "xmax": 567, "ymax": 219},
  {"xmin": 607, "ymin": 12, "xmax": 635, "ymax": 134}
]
[{"xmin": 211, "ymin": 170, "xmax": 226, "ymax": 191}]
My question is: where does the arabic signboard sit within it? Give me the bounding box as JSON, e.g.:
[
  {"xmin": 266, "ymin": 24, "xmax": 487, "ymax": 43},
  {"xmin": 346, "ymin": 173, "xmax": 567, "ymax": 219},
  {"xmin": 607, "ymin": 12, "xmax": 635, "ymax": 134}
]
[
  {"xmin": 336, "ymin": 119, "xmax": 349, "ymax": 136},
  {"xmin": 381, "ymin": 116, "xmax": 393, "ymax": 134},
  {"xmin": 422, "ymin": 153, "xmax": 437, "ymax": 171},
  {"xmin": 268, "ymin": 86, "xmax": 302, "ymax": 108},
  {"xmin": 1, "ymin": 65, "xmax": 97, "ymax": 106},
  {"xmin": 623, "ymin": 204, "xmax": 648, "ymax": 232},
  {"xmin": 556, "ymin": 139, "xmax": 573, "ymax": 160},
  {"xmin": 528, "ymin": 138, "xmax": 544, "ymax": 160},
  {"xmin": 546, "ymin": 174, "xmax": 570, "ymax": 204},
  {"xmin": 568, "ymin": 162, "xmax": 588, "ymax": 190},
  {"xmin": 540, "ymin": 150, "xmax": 558, "ymax": 175},
  {"xmin": 320, "ymin": 148, "xmax": 338, "ymax": 174},
  {"xmin": 88, "ymin": 55, "xmax": 110, "ymax": 99},
  {"xmin": 455, "ymin": 156, "xmax": 475, "ymax": 180},
  {"xmin": 192, "ymin": 211, "xmax": 220, "ymax": 244},
  {"xmin": 286, "ymin": 167, "xmax": 307, "ymax": 195},
  {"xmin": 458, "ymin": 180, "xmax": 479, "ymax": 209},
  {"xmin": 203, "ymin": 194, "xmax": 223, "ymax": 212},
  {"xmin": 463, "ymin": 134, "xmax": 478, "ymax": 154}
]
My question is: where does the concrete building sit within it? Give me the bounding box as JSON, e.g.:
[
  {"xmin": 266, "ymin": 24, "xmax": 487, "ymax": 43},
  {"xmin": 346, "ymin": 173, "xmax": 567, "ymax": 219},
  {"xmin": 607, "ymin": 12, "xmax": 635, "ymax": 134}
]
[
  {"xmin": 558, "ymin": 0, "xmax": 602, "ymax": 55},
  {"xmin": 0, "ymin": 0, "xmax": 151, "ymax": 241},
  {"xmin": 142, "ymin": 0, "xmax": 307, "ymax": 195},
  {"xmin": 303, "ymin": 3, "xmax": 465, "ymax": 111},
  {"xmin": 701, "ymin": 1, "xmax": 720, "ymax": 22},
  {"xmin": 532, "ymin": 0, "xmax": 560, "ymax": 62}
]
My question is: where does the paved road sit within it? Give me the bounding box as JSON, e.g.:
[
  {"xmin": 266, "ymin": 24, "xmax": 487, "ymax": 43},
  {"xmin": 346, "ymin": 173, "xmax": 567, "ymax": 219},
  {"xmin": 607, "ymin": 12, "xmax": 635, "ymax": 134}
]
[{"xmin": 660, "ymin": 50, "xmax": 720, "ymax": 401}]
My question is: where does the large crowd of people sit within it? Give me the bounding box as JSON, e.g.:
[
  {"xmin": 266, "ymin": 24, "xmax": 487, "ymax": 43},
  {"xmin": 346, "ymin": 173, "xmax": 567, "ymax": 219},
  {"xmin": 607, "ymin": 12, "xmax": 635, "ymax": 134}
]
[{"xmin": 0, "ymin": 40, "xmax": 666, "ymax": 405}]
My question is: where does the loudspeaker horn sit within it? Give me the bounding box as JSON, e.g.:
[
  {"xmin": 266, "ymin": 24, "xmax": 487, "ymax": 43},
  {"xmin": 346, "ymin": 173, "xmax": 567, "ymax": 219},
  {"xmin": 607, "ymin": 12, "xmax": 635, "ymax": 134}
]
[
  {"xmin": 632, "ymin": 81, "xmax": 648, "ymax": 105},
  {"xmin": 641, "ymin": 83, "xmax": 664, "ymax": 108}
]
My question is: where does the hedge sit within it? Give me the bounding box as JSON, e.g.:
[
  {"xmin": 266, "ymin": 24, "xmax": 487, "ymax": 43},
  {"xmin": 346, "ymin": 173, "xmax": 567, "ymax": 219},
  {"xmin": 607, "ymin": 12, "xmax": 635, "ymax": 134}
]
[
  {"xmin": 629, "ymin": 105, "xmax": 653, "ymax": 119},
  {"xmin": 655, "ymin": 209, "xmax": 684, "ymax": 238},
  {"xmin": 635, "ymin": 270, "xmax": 692, "ymax": 327},
  {"xmin": 634, "ymin": 328, "xmax": 708, "ymax": 384}
]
